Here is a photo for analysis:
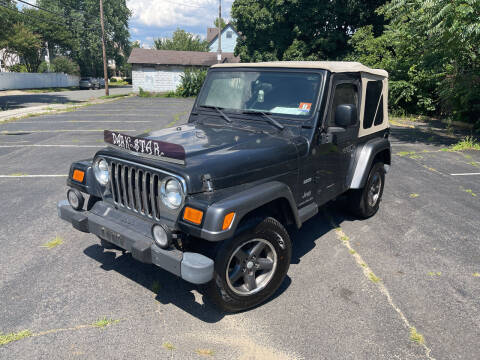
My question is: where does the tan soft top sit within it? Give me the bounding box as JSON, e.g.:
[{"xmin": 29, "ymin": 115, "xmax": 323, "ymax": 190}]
[{"xmin": 212, "ymin": 61, "xmax": 388, "ymax": 78}]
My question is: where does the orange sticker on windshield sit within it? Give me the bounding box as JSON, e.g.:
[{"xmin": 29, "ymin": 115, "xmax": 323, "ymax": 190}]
[{"xmin": 299, "ymin": 102, "xmax": 312, "ymax": 112}]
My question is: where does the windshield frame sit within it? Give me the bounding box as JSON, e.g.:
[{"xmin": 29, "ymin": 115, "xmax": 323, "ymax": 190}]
[{"xmin": 195, "ymin": 67, "xmax": 327, "ymax": 123}]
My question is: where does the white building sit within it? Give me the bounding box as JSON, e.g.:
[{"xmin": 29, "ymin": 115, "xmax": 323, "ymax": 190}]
[
  {"xmin": 207, "ymin": 23, "xmax": 239, "ymax": 53},
  {"xmin": 0, "ymin": 49, "xmax": 20, "ymax": 72},
  {"xmin": 128, "ymin": 48, "xmax": 239, "ymax": 93}
]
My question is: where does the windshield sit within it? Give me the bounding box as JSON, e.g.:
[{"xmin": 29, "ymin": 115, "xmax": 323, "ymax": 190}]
[{"xmin": 197, "ymin": 70, "xmax": 322, "ymax": 118}]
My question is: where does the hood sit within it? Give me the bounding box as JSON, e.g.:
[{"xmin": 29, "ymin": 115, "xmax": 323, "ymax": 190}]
[{"xmin": 134, "ymin": 121, "xmax": 303, "ymax": 193}]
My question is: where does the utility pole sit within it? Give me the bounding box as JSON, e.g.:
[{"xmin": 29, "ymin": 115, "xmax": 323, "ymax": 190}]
[
  {"xmin": 99, "ymin": 0, "xmax": 109, "ymax": 96},
  {"xmin": 217, "ymin": 0, "xmax": 222, "ymax": 63}
]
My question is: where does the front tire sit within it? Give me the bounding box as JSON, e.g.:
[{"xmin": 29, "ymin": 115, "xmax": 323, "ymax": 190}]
[
  {"xmin": 347, "ymin": 161, "xmax": 385, "ymax": 218},
  {"xmin": 208, "ymin": 217, "xmax": 291, "ymax": 312}
]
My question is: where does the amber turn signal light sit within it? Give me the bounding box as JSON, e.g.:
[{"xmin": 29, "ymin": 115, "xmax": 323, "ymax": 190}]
[
  {"xmin": 222, "ymin": 212, "xmax": 235, "ymax": 231},
  {"xmin": 72, "ymin": 169, "xmax": 85, "ymax": 183},
  {"xmin": 183, "ymin": 207, "xmax": 203, "ymax": 225}
]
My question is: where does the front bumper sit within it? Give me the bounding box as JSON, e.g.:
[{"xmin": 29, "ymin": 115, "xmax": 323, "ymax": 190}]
[{"xmin": 57, "ymin": 200, "xmax": 214, "ymax": 284}]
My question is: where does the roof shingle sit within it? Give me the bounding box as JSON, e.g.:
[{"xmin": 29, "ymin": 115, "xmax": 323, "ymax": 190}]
[{"xmin": 127, "ymin": 48, "xmax": 240, "ymax": 66}]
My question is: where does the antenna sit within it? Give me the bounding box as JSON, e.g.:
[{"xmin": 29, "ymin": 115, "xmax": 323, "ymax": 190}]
[{"xmin": 217, "ymin": 0, "xmax": 222, "ymax": 63}]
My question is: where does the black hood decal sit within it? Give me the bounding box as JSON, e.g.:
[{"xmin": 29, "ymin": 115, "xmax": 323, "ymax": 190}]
[{"xmin": 104, "ymin": 130, "xmax": 186, "ymax": 164}]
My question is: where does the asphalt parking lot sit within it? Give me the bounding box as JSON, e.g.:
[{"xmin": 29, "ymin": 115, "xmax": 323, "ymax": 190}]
[
  {"xmin": 0, "ymin": 86, "xmax": 132, "ymax": 110},
  {"xmin": 0, "ymin": 97, "xmax": 479, "ymax": 359}
]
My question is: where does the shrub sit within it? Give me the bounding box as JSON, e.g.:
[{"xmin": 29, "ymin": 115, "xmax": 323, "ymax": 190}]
[
  {"xmin": 52, "ymin": 56, "xmax": 80, "ymax": 75},
  {"xmin": 109, "ymin": 78, "xmax": 117, "ymax": 83},
  {"xmin": 8, "ymin": 64, "xmax": 28, "ymax": 72},
  {"xmin": 175, "ymin": 68, "xmax": 207, "ymax": 97},
  {"xmin": 37, "ymin": 61, "xmax": 50, "ymax": 73},
  {"xmin": 164, "ymin": 91, "xmax": 177, "ymax": 98}
]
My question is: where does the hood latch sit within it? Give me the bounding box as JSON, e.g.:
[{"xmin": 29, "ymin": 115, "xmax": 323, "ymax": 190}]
[{"xmin": 201, "ymin": 174, "xmax": 214, "ymax": 192}]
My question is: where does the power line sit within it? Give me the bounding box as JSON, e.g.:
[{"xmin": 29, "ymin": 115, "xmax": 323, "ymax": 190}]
[
  {"xmin": 16, "ymin": 0, "xmax": 63, "ymax": 16},
  {"xmin": 164, "ymin": 0, "xmax": 215, "ymax": 9},
  {"xmin": 0, "ymin": 1, "xmax": 66, "ymax": 27},
  {"xmin": 9, "ymin": 0, "xmax": 102, "ymax": 30}
]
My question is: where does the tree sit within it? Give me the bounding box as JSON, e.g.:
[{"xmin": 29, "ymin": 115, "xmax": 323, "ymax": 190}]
[
  {"xmin": 231, "ymin": 0, "xmax": 387, "ymax": 62},
  {"xmin": 348, "ymin": 0, "xmax": 480, "ymax": 123},
  {"xmin": 154, "ymin": 29, "xmax": 209, "ymax": 52},
  {"xmin": 0, "ymin": 0, "xmax": 18, "ymax": 45},
  {"xmin": 214, "ymin": 17, "xmax": 226, "ymax": 29},
  {"xmin": 7, "ymin": 23, "xmax": 43, "ymax": 72},
  {"xmin": 28, "ymin": 0, "xmax": 131, "ymax": 77},
  {"xmin": 0, "ymin": 0, "xmax": 19, "ymax": 68}
]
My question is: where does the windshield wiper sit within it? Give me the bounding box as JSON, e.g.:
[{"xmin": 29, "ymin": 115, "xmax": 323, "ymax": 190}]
[
  {"xmin": 241, "ymin": 110, "xmax": 284, "ymax": 130},
  {"xmin": 198, "ymin": 105, "xmax": 232, "ymax": 123}
]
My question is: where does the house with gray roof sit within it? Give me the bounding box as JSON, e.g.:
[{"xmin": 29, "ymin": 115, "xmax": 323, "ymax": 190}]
[
  {"xmin": 207, "ymin": 23, "xmax": 239, "ymax": 53},
  {"xmin": 127, "ymin": 48, "xmax": 240, "ymax": 93}
]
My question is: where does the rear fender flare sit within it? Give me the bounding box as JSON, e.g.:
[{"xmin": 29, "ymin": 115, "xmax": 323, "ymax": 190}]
[{"xmin": 349, "ymin": 138, "xmax": 391, "ymax": 189}]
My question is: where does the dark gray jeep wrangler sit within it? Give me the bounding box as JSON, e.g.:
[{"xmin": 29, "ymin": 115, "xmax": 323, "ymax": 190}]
[{"xmin": 58, "ymin": 61, "xmax": 391, "ymax": 312}]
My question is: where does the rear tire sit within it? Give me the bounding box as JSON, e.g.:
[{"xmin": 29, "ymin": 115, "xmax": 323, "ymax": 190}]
[
  {"xmin": 348, "ymin": 162, "xmax": 385, "ymax": 219},
  {"xmin": 208, "ymin": 217, "xmax": 291, "ymax": 313}
]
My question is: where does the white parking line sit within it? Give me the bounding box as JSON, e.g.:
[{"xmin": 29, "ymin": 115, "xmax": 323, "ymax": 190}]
[
  {"xmin": 0, "ymin": 144, "xmax": 103, "ymax": 148},
  {"xmin": 0, "ymin": 175, "xmax": 67, "ymax": 178},
  {"xmin": 450, "ymin": 173, "xmax": 480, "ymax": 176}
]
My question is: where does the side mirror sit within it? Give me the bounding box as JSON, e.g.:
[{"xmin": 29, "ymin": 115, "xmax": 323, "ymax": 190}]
[{"xmin": 335, "ymin": 104, "xmax": 357, "ymax": 127}]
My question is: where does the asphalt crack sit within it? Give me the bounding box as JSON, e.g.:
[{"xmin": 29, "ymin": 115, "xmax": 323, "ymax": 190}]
[{"xmin": 326, "ymin": 212, "xmax": 436, "ymax": 360}]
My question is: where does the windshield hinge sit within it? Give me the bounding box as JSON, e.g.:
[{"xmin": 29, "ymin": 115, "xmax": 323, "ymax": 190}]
[{"xmin": 201, "ymin": 174, "xmax": 214, "ymax": 192}]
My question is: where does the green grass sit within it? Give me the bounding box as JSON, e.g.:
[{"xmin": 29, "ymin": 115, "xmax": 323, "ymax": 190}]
[
  {"xmin": 461, "ymin": 188, "xmax": 477, "ymax": 197},
  {"xmin": 473, "ymin": 272, "xmax": 480, "ymax": 277},
  {"xmin": 138, "ymin": 87, "xmax": 165, "ymax": 98},
  {"xmin": 396, "ymin": 151, "xmax": 416, "ymax": 157},
  {"xmin": 468, "ymin": 161, "xmax": 479, "ymax": 167},
  {"xmin": 409, "ymin": 154, "xmax": 423, "ymax": 160},
  {"xmin": 0, "ymin": 330, "xmax": 32, "ymax": 346},
  {"xmin": 409, "ymin": 327, "xmax": 425, "ymax": 345},
  {"xmin": 368, "ymin": 272, "xmax": 381, "ymax": 283},
  {"xmin": 167, "ymin": 111, "xmax": 188, "ymax": 127},
  {"xmin": 450, "ymin": 136, "xmax": 480, "ymax": 151},
  {"xmin": 92, "ymin": 317, "xmax": 119, "ymax": 328},
  {"xmin": 8, "ymin": 172, "xmax": 27, "ymax": 176},
  {"xmin": 196, "ymin": 349, "xmax": 214, "ymax": 356},
  {"xmin": 41, "ymin": 235, "xmax": 63, "ymax": 249},
  {"xmin": 427, "ymin": 271, "xmax": 442, "ymax": 276},
  {"xmin": 409, "ymin": 193, "xmax": 420, "ymax": 198},
  {"xmin": 23, "ymin": 87, "xmax": 78, "ymax": 93},
  {"xmin": 109, "ymin": 80, "xmax": 129, "ymax": 86},
  {"xmin": 151, "ymin": 280, "xmax": 161, "ymax": 294},
  {"xmin": 340, "ymin": 235, "xmax": 349, "ymax": 242},
  {"xmin": 162, "ymin": 342, "xmax": 175, "ymax": 350},
  {"xmin": 99, "ymin": 93, "xmax": 131, "ymax": 100},
  {"xmin": 349, "ymin": 249, "xmax": 356, "ymax": 254}
]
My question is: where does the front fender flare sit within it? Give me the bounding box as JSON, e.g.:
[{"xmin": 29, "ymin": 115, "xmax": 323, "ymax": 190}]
[{"xmin": 193, "ymin": 181, "xmax": 300, "ymax": 242}]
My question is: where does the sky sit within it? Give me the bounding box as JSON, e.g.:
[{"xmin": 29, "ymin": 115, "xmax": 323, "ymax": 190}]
[{"xmin": 127, "ymin": 0, "xmax": 234, "ymax": 48}]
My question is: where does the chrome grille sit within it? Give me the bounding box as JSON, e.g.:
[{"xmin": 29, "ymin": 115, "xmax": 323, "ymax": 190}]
[{"xmin": 109, "ymin": 160, "xmax": 161, "ymax": 220}]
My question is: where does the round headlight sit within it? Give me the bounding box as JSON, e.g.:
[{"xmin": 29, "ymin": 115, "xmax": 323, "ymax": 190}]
[
  {"xmin": 93, "ymin": 158, "xmax": 109, "ymax": 186},
  {"xmin": 161, "ymin": 178, "xmax": 183, "ymax": 209}
]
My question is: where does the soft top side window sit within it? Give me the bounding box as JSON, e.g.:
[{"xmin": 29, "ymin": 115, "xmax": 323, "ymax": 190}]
[
  {"xmin": 328, "ymin": 83, "xmax": 358, "ymax": 127},
  {"xmin": 363, "ymin": 80, "xmax": 384, "ymax": 129}
]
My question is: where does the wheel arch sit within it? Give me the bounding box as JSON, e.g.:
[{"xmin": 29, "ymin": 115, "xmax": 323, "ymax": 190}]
[
  {"xmin": 348, "ymin": 137, "xmax": 391, "ymax": 189},
  {"xmin": 199, "ymin": 181, "xmax": 301, "ymax": 242}
]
